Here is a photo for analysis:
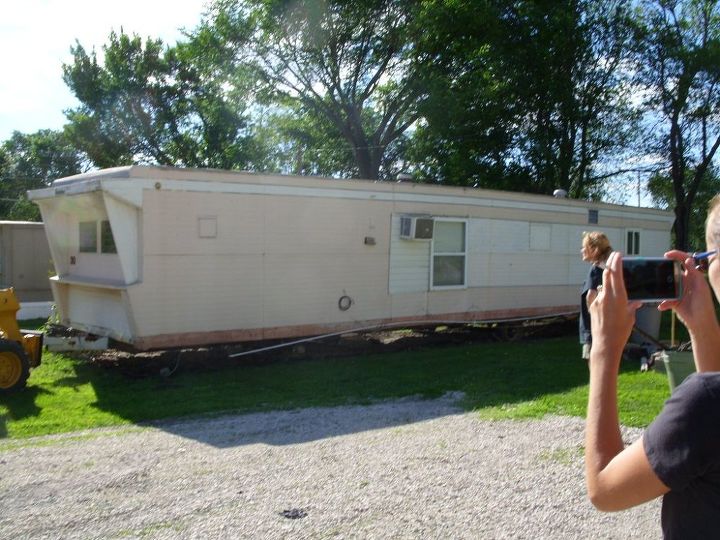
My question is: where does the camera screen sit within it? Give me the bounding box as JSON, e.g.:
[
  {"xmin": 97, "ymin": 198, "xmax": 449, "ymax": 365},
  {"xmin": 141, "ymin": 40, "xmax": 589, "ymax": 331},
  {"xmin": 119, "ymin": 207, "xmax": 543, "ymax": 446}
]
[{"xmin": 622, "ymin": 258, "xmax": 679, "ymax": 301}]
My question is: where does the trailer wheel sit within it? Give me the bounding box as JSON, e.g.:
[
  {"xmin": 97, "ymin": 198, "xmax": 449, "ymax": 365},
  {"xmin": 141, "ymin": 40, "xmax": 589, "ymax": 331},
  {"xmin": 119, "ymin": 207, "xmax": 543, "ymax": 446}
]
[{"xmin": 0, "ymin": 341, "xmax": 30, "ymax": 393}]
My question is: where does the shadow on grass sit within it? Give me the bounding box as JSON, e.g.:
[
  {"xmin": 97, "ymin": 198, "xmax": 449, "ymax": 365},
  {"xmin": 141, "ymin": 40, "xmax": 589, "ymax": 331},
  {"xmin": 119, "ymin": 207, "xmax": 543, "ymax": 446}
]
[
  {"xmin": 4, "ymin": 311, "xmax": 677, "ymax": 447},
  {"xmin": 2, "ymin": 334, "xmax": 597, "ymax": 446},
  {"xmin": 0, "ymin": 386, "xmax": 51, "ymax": 437},
  {"xmin": 84, "ymin": 335, "xmax": 590, "ymax": 447}
]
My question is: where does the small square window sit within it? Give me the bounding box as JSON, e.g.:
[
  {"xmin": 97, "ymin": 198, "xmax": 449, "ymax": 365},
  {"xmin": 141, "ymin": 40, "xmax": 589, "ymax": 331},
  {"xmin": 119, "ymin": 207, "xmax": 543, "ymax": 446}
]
[{"xmin": 588, "ymin": 209, "xmax": 599, "ymax": 224}]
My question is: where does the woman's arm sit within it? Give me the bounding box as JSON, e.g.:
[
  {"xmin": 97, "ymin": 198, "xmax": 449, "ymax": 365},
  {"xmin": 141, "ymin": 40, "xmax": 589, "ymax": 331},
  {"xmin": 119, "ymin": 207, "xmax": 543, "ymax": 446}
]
[
  {"xmin": 586, "ymin": 352, "xmax": 669, "ymax": 510},
  {"xmin": 585, "ymin": 252, "xmax": 669, "ymax": 510}
]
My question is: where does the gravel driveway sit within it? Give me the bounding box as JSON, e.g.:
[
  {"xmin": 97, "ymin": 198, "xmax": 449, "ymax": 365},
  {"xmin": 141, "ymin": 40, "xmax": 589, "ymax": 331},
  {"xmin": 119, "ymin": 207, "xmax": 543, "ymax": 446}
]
[{"xmin": 1, "ymin": 393, "xmax": 661, "ymax": 539}]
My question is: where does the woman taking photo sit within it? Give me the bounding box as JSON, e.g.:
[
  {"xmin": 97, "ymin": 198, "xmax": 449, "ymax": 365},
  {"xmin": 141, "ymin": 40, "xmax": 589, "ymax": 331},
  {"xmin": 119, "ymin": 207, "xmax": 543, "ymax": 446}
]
[{"xmin": 584, "ymin": 196, "xmax": 720, "ymax": 538}]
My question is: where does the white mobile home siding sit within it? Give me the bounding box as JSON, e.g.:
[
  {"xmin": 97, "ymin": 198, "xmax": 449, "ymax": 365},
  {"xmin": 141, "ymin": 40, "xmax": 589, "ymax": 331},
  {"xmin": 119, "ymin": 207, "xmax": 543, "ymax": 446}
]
[{"xmin": 29, "ymin": 166, "xmax": 674, "ymax": 349}]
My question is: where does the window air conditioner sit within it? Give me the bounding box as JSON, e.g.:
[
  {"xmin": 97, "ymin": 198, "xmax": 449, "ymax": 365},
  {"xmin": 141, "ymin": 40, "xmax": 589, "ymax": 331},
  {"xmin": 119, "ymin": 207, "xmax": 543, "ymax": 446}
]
[{"xmin": 399, "ymin": 216, "xmax": 434, "ymax": 240}]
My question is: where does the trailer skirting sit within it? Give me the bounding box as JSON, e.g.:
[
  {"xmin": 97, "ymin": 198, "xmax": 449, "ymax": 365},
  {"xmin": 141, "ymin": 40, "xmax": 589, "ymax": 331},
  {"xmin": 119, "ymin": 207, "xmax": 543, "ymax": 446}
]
[{"xmin": 131, "ymin": 305, "xmax": 578, "ymax": 350}]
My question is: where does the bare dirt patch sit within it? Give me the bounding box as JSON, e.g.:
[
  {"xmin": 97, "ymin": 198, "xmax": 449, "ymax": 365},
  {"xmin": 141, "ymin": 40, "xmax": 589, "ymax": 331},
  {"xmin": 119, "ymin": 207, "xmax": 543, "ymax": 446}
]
[{"xmin": 87, "ymin": 316, "xmax": 577, "ymax": 378}]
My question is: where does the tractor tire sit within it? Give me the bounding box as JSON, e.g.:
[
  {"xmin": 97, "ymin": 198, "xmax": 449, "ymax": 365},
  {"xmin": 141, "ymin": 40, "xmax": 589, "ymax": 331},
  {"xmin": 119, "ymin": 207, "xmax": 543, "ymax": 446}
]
[{"xmin": 0, "ymin": 341, "xmax": 30, "ymax": 393}]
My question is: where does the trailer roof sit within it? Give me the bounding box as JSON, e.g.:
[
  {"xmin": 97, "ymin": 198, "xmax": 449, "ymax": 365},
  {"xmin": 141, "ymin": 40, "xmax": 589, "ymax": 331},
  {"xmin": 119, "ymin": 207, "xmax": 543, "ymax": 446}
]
[{"xmin": 31, "ymin": 164, "xmax": 673, "ymax": 220}]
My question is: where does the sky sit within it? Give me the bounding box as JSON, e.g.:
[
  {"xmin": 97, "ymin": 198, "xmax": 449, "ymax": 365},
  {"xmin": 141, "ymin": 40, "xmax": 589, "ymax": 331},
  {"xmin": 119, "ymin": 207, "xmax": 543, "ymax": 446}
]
[{"xmin": 0, "ymin": 0, "xmax": 209, "ymax": 142}]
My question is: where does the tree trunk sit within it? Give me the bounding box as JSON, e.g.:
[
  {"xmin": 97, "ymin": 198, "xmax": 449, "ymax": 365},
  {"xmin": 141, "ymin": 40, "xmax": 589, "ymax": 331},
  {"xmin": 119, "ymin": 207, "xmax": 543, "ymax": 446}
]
[
  {"xmin": 673, "ymin": 202, "xmax": 690, "ymax": 251},
  {"xmin": 353, "ymin": 145, "xmax": 377, "ymax": 180}
]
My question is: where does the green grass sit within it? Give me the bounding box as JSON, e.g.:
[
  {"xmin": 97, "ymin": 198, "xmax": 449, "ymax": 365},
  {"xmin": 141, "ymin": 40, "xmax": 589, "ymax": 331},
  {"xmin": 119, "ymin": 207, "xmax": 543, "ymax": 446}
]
[{"xmin": 0, "ymin": 335, "xmax": 672, "ymax": 440}]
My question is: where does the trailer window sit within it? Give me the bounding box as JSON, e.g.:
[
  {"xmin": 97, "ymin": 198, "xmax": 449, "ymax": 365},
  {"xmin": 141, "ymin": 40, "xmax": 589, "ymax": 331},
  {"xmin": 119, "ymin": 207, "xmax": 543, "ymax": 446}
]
[
  {"xmin": 101, "ymin": 220, "xmax": 117, "ymax": 253},
  {"xmin": 79, "ymin": 220, "xmax": 117, "ymax": 254},
  {"xmin": 626, "ymin": 230, "xmax": 640, "ymax": 255},
  {"xmin": 432, "ymin": 220, "xmax": 466, "ymax": 288},
  {"xmin": 79, "ymin": 221, "xmax": 97, "ymax": 253}
]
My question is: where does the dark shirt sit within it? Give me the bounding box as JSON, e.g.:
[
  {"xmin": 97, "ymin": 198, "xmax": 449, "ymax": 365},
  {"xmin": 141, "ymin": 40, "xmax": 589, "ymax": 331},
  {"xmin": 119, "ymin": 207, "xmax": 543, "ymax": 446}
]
[
  {"xmin": 644, "ymin": 373, "xmax": 720, "ymax": 539},
  {"xmin": 579, "ymin": 264, "xmax": 603, "ymax": 344}
]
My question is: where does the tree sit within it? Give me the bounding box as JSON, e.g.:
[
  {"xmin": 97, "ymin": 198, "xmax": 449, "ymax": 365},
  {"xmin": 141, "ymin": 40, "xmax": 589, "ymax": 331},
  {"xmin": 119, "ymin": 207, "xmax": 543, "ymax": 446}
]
[
  {"xmin": 406, "ymin": 0, "xmax": 517, "ymax": 187},
  {"xmin": 204, "ymin": 0, "xmax": 426, "ymax": 180},
  {"xmin": 648, "ymin": 166, "xmax": 720, "ymax": 249},
  {"xmin": 526, "ymin": 0, "xmax": 638, "ymax": 198},
  {"xmin": 635, "ymin": 0, "xmax": 720, "ymax": 250},
  {"xmin": 0, "ymin": 130, "xmax": 85, "ymax": 220},
  {"xmin": 253, "ymin": 103, "xmax": 357, "ymax": 177},
  {"xmin": 63, "ymin": 30, "xmax": 256, "ymax": 169},
  {"xmin": 410, "ymin": 0, "xmax": 639, "ymax": 196}
]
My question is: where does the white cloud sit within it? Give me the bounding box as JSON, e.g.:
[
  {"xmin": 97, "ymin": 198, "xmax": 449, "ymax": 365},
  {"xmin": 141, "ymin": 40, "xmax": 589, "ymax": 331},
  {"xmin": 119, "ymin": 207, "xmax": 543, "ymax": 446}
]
[{"xmin": 0, "ymin": 0, "xmax": 208, "ymax": 140}]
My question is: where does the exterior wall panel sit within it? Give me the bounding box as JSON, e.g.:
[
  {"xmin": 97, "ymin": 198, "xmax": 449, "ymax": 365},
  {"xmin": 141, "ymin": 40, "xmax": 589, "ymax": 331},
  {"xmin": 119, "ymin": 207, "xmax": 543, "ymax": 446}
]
[
  {"xmin": 143, "ymin": 190, "xmax": 265, "ymax": 256},
  {"xmin": 130, "ymin": 255, "xmax": 265, "ymax": 335},
  {"xmin": 66, "ymin": 285, "xmax": 131, "ymax": 340},
  {"xmin": 389, "ymin": 215, "xmax": 431, "ymax": 294}
]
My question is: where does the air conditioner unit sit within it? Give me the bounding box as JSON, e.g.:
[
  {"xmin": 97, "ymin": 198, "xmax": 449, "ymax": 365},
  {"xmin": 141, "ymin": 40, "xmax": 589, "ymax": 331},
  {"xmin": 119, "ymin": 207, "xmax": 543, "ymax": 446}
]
[{"xmin": 399, "ymin": 216, "xmax": 434, "ymax": 240}]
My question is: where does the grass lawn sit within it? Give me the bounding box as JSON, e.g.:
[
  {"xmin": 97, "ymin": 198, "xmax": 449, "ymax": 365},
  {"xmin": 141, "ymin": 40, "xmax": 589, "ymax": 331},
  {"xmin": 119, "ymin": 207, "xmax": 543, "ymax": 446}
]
[{"xmin": 0, "ymin": 334, "xmax": 671, "ymax": 440}]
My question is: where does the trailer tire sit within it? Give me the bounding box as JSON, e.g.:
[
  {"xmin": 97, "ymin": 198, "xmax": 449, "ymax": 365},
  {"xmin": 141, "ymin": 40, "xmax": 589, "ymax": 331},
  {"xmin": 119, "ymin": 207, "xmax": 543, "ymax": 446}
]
[{"xmin": 0, "ymin": 341, "xmax": 30, "ymax": 393}]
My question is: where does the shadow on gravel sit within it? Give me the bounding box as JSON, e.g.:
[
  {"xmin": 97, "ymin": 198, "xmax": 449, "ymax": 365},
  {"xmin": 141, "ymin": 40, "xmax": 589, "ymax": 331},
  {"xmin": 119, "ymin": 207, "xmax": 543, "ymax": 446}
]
[{"xmin": 151, "ymin": 393, "xmax": 465, "ymax": 449}]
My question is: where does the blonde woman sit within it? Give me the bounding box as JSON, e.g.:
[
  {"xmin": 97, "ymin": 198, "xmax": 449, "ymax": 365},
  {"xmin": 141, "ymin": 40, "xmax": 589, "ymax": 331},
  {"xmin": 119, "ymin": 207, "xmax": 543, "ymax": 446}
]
[{"xmin": 579, "ymin": 231, "xmax": 612, "ymax": 361}]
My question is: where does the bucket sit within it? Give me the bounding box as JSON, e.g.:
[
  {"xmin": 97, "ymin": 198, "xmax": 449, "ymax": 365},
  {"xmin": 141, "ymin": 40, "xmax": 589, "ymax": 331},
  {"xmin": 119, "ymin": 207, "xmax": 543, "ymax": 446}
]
[{"xmin": 656, "ymin": 351, "xmax": 696, "ymax": 392}]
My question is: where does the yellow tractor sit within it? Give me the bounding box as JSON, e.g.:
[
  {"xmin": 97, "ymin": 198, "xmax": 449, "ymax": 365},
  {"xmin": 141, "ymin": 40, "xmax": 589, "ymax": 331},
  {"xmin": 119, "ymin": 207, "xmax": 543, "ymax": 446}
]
[{"xmin": 0, "ymin": 288, "xmax": 43, "ymax": 393}]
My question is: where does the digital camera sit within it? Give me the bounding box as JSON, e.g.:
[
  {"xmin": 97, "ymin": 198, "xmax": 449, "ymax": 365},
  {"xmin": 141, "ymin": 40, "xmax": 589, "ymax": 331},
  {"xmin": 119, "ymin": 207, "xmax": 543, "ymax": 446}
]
[{"xmin": 621, "ymin": 257, "xmax": 682, "ymax": 302}]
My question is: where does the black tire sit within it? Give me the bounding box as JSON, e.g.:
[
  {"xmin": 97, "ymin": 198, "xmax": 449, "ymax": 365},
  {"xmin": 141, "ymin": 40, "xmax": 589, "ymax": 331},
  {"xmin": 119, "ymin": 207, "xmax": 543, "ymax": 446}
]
[{"xmin": 0, "ymin": 340, "xmax": 30, "ymax": 393}]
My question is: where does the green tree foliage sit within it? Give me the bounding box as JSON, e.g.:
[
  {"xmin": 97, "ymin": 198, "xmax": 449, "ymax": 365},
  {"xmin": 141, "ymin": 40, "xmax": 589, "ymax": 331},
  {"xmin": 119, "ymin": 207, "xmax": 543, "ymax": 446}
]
[
  {"xmin": 0, "ymin": 130, "xmax": 85, "ymax": 220},
  {"xmin": 635, "ymin": 0, "xmax": 720, "ymax": 249},
  {"xmin": 406, "ymin": 0, "xmax": 517, "ymax": 187},
  {"xmin": 63, "ymin": 30, "xmax": 256, "ymax": 169},
  {"xmin": 253, "ymin": 104, "xmax": 357, "ymax": 177},
  {"xmin": 411, "ymin": 0, "xmax": 638, "ymax": 196},
  {"xmin": 203, "ymin": 0, "xmax": 426, "ymax": 180},
  {"xmin": 518, "ymin": 0, "xmax": 638, "ymax": 198},
  {"xmin": 648, "ymin": 166, "xmax": 720, "ymax": 250}
]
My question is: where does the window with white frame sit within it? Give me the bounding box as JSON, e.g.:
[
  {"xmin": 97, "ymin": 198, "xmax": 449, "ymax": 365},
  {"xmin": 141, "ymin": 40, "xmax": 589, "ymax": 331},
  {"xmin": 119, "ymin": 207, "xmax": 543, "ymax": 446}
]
[
  {"xmin": 79, "ymin": 220, "xmax": 117, "ymax": 254},
  {"xmin": 626, "ymin": 230, "xmax": 640, "ymax": 255},
  {"xmin": 431, "ymin": 219, "xmax": 467, "ymax": 288}
]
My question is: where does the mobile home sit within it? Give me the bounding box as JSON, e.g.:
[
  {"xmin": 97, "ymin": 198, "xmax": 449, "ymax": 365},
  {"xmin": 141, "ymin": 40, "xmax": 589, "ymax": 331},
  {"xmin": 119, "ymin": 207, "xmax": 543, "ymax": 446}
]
[{"xmin": 28, "ymin": 166, "xmax": 674, "ymax": 350}]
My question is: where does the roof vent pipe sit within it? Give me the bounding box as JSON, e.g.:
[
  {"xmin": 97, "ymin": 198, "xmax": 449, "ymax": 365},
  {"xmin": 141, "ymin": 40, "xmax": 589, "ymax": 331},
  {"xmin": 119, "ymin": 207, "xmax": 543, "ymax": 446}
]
[
  {"xmin": 396, "ymin": 173, "xmax": 413, "ymax": 183},
  {"xmin": 553, "ymin": 188, "xmax": 568, "ymax": 198}
]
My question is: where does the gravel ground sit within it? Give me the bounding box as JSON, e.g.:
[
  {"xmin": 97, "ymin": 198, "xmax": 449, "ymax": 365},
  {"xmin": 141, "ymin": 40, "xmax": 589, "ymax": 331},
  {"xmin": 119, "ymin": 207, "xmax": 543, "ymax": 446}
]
[{"xmin": 0, "ymin": 393, "xmax": 661, "ymax": 539}]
